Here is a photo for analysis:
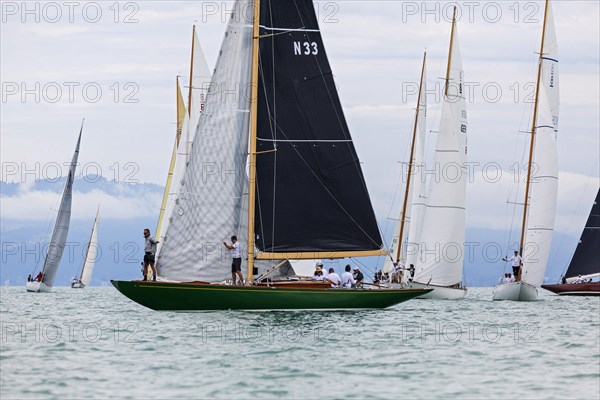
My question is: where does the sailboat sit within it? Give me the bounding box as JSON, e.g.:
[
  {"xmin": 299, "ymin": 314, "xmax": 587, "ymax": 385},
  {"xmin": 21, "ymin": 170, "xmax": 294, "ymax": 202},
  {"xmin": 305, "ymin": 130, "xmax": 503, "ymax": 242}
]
[
  {"xmin": 71, "ymin": 206, "xmax": 99, "ymax": 289},
  {"xmin": 493, "ymin": 0, "xmax": 559, "ymax": 301},
  {"xmin": 542, "ymin": 189, "xmax": 599, "ymax": 296},
  {"xmin": 384, "ymin": 8, "xmax": 468, "ymax": 299},
  {"xmin": 26, "ymin": 123, "xmax": 83, "ymax": 293},
  {"xmin": 155, "ymin": 25, "xmax": 212, "ymax": 262},
  {"xmin": 111, "ymin": 0, "xmax": 431, "ymax": 311}
]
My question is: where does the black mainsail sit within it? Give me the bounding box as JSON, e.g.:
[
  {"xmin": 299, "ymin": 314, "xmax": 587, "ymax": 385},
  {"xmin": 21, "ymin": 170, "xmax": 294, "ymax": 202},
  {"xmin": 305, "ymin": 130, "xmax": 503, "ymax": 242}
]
[
  {"xmin": 565, "ymin": 189, "xmax": 600, "ymax": 279},
  {"xmin": 254, "ymin": 0, "xmax": 383, "ymax": 255}
]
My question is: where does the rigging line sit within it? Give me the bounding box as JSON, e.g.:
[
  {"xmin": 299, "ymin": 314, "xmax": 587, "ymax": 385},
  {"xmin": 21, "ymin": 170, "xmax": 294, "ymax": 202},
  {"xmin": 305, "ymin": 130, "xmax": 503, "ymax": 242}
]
[
  {"xmin": 291, "ymin": 0, "xmax": 385, "ymax": 242},
  {"xmin": 266, "ymin": 115, "xmax": 383, "ymax": 248}
]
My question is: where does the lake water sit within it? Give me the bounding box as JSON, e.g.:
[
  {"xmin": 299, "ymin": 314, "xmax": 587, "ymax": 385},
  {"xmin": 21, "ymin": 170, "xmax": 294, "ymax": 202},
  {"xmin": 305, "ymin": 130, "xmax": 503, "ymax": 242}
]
[{"xmin": 1, "ymin": 287, "xmax": 598, "ymax": 399}]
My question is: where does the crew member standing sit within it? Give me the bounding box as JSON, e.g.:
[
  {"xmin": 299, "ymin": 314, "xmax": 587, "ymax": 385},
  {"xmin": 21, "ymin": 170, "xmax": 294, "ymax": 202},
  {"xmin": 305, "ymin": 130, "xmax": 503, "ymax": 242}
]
[
  {"xmin": 224, "ymin": 236, "xmax": 244, "ymax": 285},
  {"xmin": 143, "ymin": 228, "xmax": 159, "ymax": 281}
]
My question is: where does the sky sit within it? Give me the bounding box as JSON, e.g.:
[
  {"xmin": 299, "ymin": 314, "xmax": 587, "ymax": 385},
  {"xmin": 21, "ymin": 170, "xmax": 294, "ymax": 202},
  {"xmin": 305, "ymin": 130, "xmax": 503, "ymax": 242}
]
[{"xmin": 1, "ymin": 1, "xmax": 599, "ymax": 247}]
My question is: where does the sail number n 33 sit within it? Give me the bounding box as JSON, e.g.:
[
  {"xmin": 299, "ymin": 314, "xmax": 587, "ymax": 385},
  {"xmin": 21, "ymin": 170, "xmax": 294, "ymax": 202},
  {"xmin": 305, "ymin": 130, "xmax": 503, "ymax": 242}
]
[{"xmin": 294, "ymin": 41, "xmax": 318, "ymax": 56}]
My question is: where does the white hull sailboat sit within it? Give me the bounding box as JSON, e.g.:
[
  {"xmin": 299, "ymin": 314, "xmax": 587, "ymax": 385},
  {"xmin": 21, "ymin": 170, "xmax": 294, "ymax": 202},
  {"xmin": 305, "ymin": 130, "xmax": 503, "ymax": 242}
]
[
  {"xmin": 493, "ymin": 281, "xmax": 538, "ymax": 301},
  {"xmin": 27, "ymin": 123, "xmax": 83, "ymax": 293},
  {"xmin": 25, "ymin": 281, "xmax": 52, "ymax": 293},
  {"xmin": 71, "ymin": 206, "xmax": 99, "ymax": 289},
  {"xmin": 494, "ymin": 0, "xmax": 559, "ymax": 301},
  {"xmin": 384, "ymin": 8, "xmax": 468, "ymax": 299},
  {"xmin": 408, "ymin": 281, "xmax": 467, "ymax": 300}
]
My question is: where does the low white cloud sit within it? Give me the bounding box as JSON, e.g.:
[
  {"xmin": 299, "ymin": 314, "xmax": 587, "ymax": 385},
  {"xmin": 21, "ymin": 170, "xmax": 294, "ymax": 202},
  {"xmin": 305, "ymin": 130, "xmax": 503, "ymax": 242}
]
[{"xmin": 0, "ymin": 185, "xmax": 161, "ymax": 222}]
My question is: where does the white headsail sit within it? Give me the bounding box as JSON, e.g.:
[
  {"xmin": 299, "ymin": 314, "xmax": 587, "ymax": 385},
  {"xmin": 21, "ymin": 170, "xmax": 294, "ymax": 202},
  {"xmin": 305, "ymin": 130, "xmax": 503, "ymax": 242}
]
[
  {"xmin": 79, "ymin": 207, "xmax": 99, "ymax": 286},
  {"xmin": 40, "ymin": 124, "xmax": 83, "ymax": 287},
  {"xmin": 156, "ymin": 29, "xmax": 212, "ymax": 258},
  {"xmin": 415, "ymin": 15, "xmax": 467, "ymax": 287},
  {"xmin": 383, "ymin": 54, "xmax": 427, "ymax": 273},
  {"xmin": 158, "ymin": 0, "xmax": 254, "ymax": 282}
]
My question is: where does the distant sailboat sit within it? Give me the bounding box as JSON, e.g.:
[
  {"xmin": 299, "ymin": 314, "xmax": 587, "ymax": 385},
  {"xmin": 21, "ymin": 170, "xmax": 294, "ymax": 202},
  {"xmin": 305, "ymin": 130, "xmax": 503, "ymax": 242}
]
[
  {"xmin": 71, "ymin": 206, "xmax": 99, "ymax": 289},
  {"xmin": 390, "ymin": 8, "xmax": 468, "ymax": 299},
  {"xmin": 155, "ymin": 25, "xmax": 212, "ymax": 264},
  {"xmin": 542, "ymin": 189, "xmax": 599, "ymax": 296},
  {"xmin": 493, "ymin": 0, "xmax": 559, "ymax": 301},
  {"xmin": 26, "ymin": 123, "xmax": 83, "ymax": 293},
  {"xmin": 111, "ymin": 0, "xmax": 431, "ymax": 310}
]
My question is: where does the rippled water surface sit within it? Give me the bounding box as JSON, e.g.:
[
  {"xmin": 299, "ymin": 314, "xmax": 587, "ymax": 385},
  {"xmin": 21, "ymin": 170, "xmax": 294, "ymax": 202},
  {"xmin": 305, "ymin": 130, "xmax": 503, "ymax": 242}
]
[{"xmin": 1, "ymin": 287, "xmax": 599, "ymax": 399}]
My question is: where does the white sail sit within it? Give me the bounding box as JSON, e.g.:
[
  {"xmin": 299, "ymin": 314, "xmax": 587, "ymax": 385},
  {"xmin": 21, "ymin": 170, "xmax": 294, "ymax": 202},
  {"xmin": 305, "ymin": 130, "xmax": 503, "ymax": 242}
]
[
  {"xmin": 156, "ymin": 32, "xmax": 211, "ymax": 258},
  {"xmin": 383, "ymin": 56, "xmax": 428, "ymax": 274},
  {"xmin": 158, "ymin": 0, "xmax": 254, "ymax": 282},
  {"xmin": 156, "ymin": 110, "xmax": 190, "ymax": 257},
  {"xmin": 522, "ymin": 83, "xmax": 559, "ymax": 287},
  {"xmin": 541, "ymin": 1, "xmax": 559, "ymax": 131},
  {"xmin": 521, "ymin": 1, "xmax": 559, "ymax": 287},
  {"xmin": 79, "ymin": 208, "xmax": 99, "ymax": 286},
  {"xmin": 40, "ymin": 125, "xmax": 82, "ymax": 287},
  {"xmin": 415, "ymin": 21, "xmax": 467, "ymax": 287}
]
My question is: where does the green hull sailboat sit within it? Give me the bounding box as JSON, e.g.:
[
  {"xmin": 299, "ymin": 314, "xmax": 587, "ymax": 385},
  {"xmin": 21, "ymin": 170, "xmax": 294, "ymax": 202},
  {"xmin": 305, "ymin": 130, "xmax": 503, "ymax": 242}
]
[
  {"xmin": 112, "ymin": 281, "xmax": 430, "ymax": 311},
  {"xmin": 112, "ymin": 0, "xmax": 431, "ymax": 310}
]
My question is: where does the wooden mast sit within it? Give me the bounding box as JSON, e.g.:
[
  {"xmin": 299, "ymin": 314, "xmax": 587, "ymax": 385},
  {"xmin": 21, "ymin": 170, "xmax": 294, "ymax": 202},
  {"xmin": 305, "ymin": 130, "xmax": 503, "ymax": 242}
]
[
  {"xmin": 395, "ymin": 51, "xmax": 426, "ymax": 265},
  {"xmin": 444, "ymin": 7, "xmax": 457, "ymax": 97},
  {"xmin": 247, "ymin": 0, "xmax": 261, "ymax": 280},
  {"xmin": 519, "ymin": 0, "xmax": 550, "ymax": 263},
  {"xmin": 155, "ymin": 77, "xmax": 184, "ymax": 241},
  {"xmin": 187, "ymin": 25, "xmax": 196, "ymax": 117}
]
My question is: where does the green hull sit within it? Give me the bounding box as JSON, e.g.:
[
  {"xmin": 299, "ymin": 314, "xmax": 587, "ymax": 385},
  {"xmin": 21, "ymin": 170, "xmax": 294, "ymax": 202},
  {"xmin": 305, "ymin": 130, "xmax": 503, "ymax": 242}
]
[{"xmin": 111, "ymin": 280, "xmax": 432, "ymax": 311}]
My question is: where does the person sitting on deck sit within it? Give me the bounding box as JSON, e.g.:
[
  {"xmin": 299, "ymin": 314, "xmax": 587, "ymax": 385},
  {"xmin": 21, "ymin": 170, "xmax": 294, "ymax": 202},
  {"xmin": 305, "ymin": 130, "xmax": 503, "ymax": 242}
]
[
  {"xmin": 325, "ymin": 268, "xmax": 340, "ymax": 288},
  {"xmin": 561, "ymin": 276, "xmax": 567, "ymax": 284},
  {"xmin": 35, "ymin": 272, "xmax": 44, "ymax": 282},
  {"xmin": 574, "ymin": 275, "xmax": 584, "ymax": 283},
  {"xmin": 312, "ymin": 266, "xmax": 325, "ymax": 281},
  {"xmin": 27, "ymin": 275, "xmax": 32, "ymax": 282},
  {"xmin": 353, "ymin": 267, "xmax": 364, "ymax": 288},
  {"xmin": 506, "ymin": 273, "xmax": 515, "ymax": 283},
  {"xmin": 341, "ymin": 265, "xmax": 357, "ymax": 288},
  {"xmin": 390, "ymin": 262, "xmax": 403, "ymax": 283}
]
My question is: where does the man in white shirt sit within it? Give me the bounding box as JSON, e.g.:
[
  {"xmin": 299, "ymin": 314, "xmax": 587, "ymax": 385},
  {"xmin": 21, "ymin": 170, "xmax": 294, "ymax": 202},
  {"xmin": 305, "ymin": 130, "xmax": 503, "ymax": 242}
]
[
  {"xmin": 223, "ymin": 236, "xmax": 243, "ymax": 285},
  {"xmin": 341, "ymin": 265, "xmax": 357, "ymax": 288},
  {"xmin": 507, "ymin": 273, "xmax": 515, "ymax": 283},
  {"xmin": 503, "ymin": 251, "xmax": 522, "ymax": 281},
  {"xmin": 325, "ymin": 268, "xmax": 341, "ymax": 288}
]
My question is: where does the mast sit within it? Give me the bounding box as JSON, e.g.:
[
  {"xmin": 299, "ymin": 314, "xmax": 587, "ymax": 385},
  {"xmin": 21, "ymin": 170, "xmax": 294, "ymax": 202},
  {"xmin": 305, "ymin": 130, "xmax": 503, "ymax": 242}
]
[
  {"xmin": 247, "ymin": 0, "xmax": 261, "ymax": 280},
  {"xmin": 79, "ymin": 205, "xmax": 100, "ymax": 280},
  {"xmin": 444, "ymin": 7, "xmax": 457, "ymax": 96},
  {"xmin": 519, "ymin": 0, "xmax": 550, "ymax": 256},
  {"xmin": 395, "ymin": 51, "xmax": 426, "ymax": 265},
  {"xmin": 187, "ymin": 25, "xmax": 196, "ymax": 117},
  {"xmin": 156, "ymin": 77, "xmax": 184, "ymax": 241}
]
